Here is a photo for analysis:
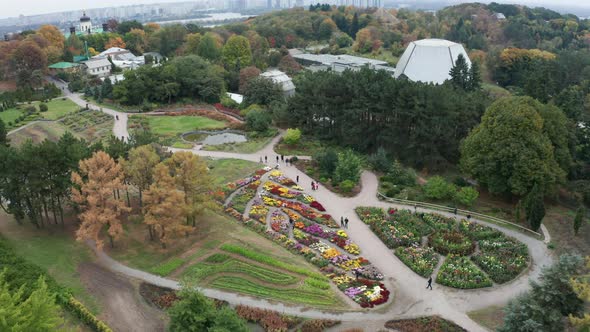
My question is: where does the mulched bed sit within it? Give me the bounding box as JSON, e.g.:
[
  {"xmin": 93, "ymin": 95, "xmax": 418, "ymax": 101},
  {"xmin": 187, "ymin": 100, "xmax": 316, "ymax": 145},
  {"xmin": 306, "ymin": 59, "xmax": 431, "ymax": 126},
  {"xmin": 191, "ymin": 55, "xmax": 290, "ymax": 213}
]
[
  {"xmin": 385, "ymin": 316, "xmax": 467, "ymax": 332},
  {"xmin": 139, "ymin": 282, "xmax": 179, "ymax": 309}
]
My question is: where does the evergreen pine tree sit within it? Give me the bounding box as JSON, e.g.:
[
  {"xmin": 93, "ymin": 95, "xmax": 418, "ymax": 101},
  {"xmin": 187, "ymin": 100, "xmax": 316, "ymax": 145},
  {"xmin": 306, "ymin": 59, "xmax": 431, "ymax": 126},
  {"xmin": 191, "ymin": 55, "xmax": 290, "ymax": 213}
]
[
  {"xmin": 524, "ymin": 184, "xmax": 545, "ymax": 231},
  {"xmin": 0, "ymin": 119, "xmax": 8, "ymax": 147},
  {"xmin": 449, "ymin": 54, "xmax": 469, "ymax": 90},
  {"xmin": 350, "ymin": 13, "xmax": 359, "ymax": 38},
  {"xmin": 468, "ymin": 61, "xmax": 482, "ymax": 91}
]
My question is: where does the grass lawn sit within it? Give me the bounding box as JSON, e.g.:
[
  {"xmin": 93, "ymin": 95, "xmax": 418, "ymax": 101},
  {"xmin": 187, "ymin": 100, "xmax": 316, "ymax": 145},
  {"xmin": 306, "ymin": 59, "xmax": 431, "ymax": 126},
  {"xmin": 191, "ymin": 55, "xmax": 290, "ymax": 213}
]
[
  {"xmin": 202, "ymin": 135, "xmax": 274, "ymax": 154},
  {"xmin": 274, "ymin": 137, "xmax": 328, "ymax": 157},
  {"xmin": 0, "ymin": 211, "xmax": 99, "ymax": 313},
  {"xmin": 207, "ymin": 158, "xmax": 262, "ymax": 186},
  {"xmin": 0, "ymin": 108, "xmax": 23, "ymax": 125},
  {"xmin": 7, "ymin": 121, "xmax": 73, "ymax": 146},
  {"xmin": 85, "ymin": 97, "xmax": 135, "ymax": 113},
  {"xmin": 36, "ymin": 98, "xmax": 80, "ymax": 120},
  {"xmin": 132, "ymin": 115, "xmax": 227, "ymax": 137},
  {"xmin": 468, "ymin": 306, "xmax": 505, "ymax": 331},
  {"xmin": 107, "ymin": 210, "xmax": 347, "ymax": 309}
]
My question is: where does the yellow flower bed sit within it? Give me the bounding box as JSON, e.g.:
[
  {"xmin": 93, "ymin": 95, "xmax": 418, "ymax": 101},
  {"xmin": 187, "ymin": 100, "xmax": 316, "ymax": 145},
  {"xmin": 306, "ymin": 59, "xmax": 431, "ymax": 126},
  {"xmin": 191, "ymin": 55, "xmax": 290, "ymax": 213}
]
[
  {"xmin": 337, "ymin": 230, "xmax": 348, "ymax": 238},
  {"xmin": 269, "ymin": 170, "xmax": 282, "ymax": 177},
  {"xmin": 338, "ymin": 258, "xmax": 363, "ymax": 271},
  {"xmin": 332, "ymin": 275, "xmax": 354, "ymax": 285},
  {"xmin": 344, "ymin": 244, "xmax": 360, "ymax": 255},
  {"xmin": 322, "ymin": 248, "xmax": 342, "ymax": 259},
  {"xmin": 281, "ymin": 208, "xmax": 300, "ymax": 221},
  {"xmin": 262, "ymin": 196, "xmax": 281, "ymax": 207}
]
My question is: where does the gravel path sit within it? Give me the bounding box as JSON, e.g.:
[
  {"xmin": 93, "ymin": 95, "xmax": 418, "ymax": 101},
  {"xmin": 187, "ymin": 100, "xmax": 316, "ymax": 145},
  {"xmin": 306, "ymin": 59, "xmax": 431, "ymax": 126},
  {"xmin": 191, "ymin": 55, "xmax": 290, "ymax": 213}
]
[{"xmin": 77, "ymin": 96, "xmax": 554, "ymax": 331}]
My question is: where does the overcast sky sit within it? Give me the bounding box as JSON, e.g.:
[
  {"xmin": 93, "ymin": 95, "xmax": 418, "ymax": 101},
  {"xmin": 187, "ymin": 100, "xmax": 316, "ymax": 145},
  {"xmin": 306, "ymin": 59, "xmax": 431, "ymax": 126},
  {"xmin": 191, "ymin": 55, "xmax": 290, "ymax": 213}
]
[{"xmin": 1, "ymin": 0, "xmax": 589, "ymax": 19}]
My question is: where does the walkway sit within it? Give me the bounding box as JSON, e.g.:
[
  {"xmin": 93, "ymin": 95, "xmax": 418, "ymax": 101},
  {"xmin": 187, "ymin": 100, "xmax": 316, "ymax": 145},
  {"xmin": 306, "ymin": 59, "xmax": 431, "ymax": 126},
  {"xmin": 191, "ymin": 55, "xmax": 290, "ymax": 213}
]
[{"xmin": 76, "ymin": 94, "xmax": 554, "ymax": 331}]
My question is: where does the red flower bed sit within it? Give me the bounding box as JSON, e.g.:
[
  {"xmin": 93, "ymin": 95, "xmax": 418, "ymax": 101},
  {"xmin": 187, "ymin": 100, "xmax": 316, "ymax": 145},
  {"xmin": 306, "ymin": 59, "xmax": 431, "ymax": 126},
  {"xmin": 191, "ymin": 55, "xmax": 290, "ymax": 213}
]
[
  {"xmin": 214, "ymin": 103, "xmax": 242, "ymax": 117},
  {"xmin": 310, "ymin": 201, "xmax": 326, "ymax": 211},
  {"xmin": 357, "ymin": 280, "xmax": 390, "ymax": 308}
]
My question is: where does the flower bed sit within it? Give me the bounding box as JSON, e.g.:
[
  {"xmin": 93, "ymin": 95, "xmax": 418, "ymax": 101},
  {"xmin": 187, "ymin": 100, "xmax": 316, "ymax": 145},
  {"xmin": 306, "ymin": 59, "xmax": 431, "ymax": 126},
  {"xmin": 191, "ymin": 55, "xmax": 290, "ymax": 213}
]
[
  {"xmin": 248, "ymin": 201, "xmax": 269, "ymax": 224},
  {"xmin": 385, "ymin": 316, "xmax": 467, "ymax": 332},
  {"xmin": 262, "ymin": 195, "xmax": 339, "ymax": 228},
  {"xmin": 334, "ymin": 277, "xmax": 390, "ymax": 308},
  {"xmin": 270, "ymin": 210, "xmax": 290, "ymax": 234},
  {"xmin": 471, "ymin": 235, "xmax": 529, "ymax": 284},
  {"xmin": 458, "ymin": 219, "xmax": 504, "ymax": 240},
  {"xmin": 421, "ymin": 213, "xmax": 456, "ymax": 231},
  {"xmin": 230, "ymin": 185, "xmax": 258, "ymax": 214},
  {"xmin": 355, "ymin": 206, "xmax": 386, "ymax": 225},
  {"xmin": 219, "ymin": 170, "xmax": 266, "ymax": 202},
  {"xmin": 330, "ymin": 230, "xmax": 360, "ymax": 255},
  {"xmin": 394, "ymin": 245, "xmax": 439, "ymax": 278},
  {"xmin": 268, "ymin": 170, "xmax": 304, "ymax": 191},
  {"xmin": 436, "ymin": 255, "xmax": 492, "ymax": 289},
  {"xmin": 429, "ymin": 231, "xmax": 475, "ymax": 256}
]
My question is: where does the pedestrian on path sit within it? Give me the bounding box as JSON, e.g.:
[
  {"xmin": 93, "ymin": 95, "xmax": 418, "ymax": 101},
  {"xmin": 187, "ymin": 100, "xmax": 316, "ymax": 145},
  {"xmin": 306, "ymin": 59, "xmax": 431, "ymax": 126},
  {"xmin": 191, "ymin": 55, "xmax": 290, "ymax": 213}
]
[
  {"xmin": 265, "ymin": 156, "xmax": 267, "ymax": 163},
  {"xmin": 311, "ymin": 181, "xmax": 315, "ymax": 191},
  {"xmin": 467, "ymin": 214, "xmax": 471, "ymax": 220},
  {"xmin": 296, "ymin": 175, "xmax": 299, "ymax": 183},
  {"xmin": 453, "ymin": 208, "xmax": 457, "ymax": 215},
  {"xmin": 340, "ymin": 216, "xmax": 344, "ymax": 227},
  {"xmin": 275, "ymin": 163, "xmax": 280, "ymax": 169},
  {"xmin": 276, "ymin": 155, "xmax": 279, "ymax": 163},
  {"xmin": 414, "ymin": 204, "xmax": 417, "ymax": 213},
  {"xmin": 427, "ymin": 276, "xmax": 433, "ymax": 290},
  {"xmin": 281, "ymin": 155, "xmax": 284, "ymax": 162},
  {"xmin": 344, "ymin": 217, "xmax": 349, "ymax": 229}
]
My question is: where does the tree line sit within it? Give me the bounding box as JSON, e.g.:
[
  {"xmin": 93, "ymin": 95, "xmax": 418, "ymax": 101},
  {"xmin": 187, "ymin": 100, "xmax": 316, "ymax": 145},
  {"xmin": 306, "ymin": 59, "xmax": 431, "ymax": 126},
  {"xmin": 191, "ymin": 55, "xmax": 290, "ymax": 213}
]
[{"xmin": 286, "ymin": 67, "xmax": 489, "ymax": 169}]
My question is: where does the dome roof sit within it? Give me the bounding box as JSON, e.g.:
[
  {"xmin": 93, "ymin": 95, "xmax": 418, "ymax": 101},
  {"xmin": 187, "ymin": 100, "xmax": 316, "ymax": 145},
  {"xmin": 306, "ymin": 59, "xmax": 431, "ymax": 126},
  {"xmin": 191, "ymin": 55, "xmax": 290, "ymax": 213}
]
[
  {"xmin": 394, "ymin": 38, "xmax": 471, "ymax": 84},
  {"xmin": 80, "ymin": 12, "xmax": 91, "ymax": 22}
]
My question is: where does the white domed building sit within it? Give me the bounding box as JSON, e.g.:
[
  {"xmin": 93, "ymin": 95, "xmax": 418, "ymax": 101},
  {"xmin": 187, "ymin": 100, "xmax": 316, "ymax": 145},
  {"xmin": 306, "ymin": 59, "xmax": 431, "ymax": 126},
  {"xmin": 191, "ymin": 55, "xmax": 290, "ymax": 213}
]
[{"xmin": 394, "ymin": 39, "xmax": 471, "ymax": 85}]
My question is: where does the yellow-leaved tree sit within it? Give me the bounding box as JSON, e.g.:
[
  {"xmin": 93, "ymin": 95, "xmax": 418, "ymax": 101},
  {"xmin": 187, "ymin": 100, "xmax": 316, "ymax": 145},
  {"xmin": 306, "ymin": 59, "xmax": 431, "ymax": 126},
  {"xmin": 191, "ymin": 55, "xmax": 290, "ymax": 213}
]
[
  {"xmin": 164, "ymin": 152, "xmax": 215, "ymax": 227},
  {"xmin": 570, "ymin": 256, "xmax": 590, "ymax": 331},
  {"xmin": 143, "ymin": 163, "xmax": 190, "ymax": 248},
  {"xmin": 71, "ymin": 151, "xmax": 130, "ymax": 249},
  {"xmin": 125, "ymin": 145, "xmax": 160, "ymax": 207}
]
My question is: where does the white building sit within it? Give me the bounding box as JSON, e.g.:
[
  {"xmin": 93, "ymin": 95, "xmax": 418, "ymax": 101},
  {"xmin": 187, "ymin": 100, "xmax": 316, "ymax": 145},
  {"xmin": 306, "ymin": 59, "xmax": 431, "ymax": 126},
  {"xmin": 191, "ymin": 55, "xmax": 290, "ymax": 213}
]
[
  {"xmin": 394, "ymin": 39, "xmax": 471, "ymax": 85},
  {"xmin": 93, "ymin": 47, "xmax": 145, "ymax": 70},
  {"xmin": 79, "ymin": 12, "xmax": 92, "ymax": 33},
  {"xmin": 83, "ymin": 58, "xmax": 112, "ymax": 77},
  {"xmin": 260, "ymin": 69, "xmax": 295, "ymax": 97},
  {"xmin": 292, "ymin": 53, "xmax": 395, "ymax": 74}
]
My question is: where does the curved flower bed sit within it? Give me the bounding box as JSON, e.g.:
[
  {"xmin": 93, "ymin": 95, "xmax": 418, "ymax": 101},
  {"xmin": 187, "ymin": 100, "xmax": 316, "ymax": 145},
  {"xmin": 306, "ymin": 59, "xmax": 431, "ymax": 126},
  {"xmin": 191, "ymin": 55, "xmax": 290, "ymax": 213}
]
[
  {"xmin": 333, "ymin": 276, "xmax": 390, "ymax": 308},
  {"xmin": 229, "ymin": 185, "xmax": 258, "ymax": 214},
  {"xmin": 268, "ymin": 170, "xmax": 303, "ymax": 191},
  {"xmin": 429, "ymin": 231, "xmax": 475, "ymax": 256},
  {"xmin": 270, "ymin": 210, "xmax": 289, "ymax": 234},
  {"xmin": 262, "ymin": 195, "xmax": 338, "ymax": 228},
  {"xmin": 436, "ymin": 255, "xmax": 492, "ymax": 289},
  {"xmin": 394, "ymin": 245, "xmax": 439, "ymax": 278},
  {"xmin": 471, "ymin": 235, "xmax": 529, "ymax": 284},
  {"xmin": 357, "ymin": 206, "xmax": 529, "ymax": 289},
  {"xmin": 248, "ymin": 202, "xmax": 269, "ymax": 224},
  {"xmin": 217, "ymin": 168, "xmax": 268, "ymax": 202}
]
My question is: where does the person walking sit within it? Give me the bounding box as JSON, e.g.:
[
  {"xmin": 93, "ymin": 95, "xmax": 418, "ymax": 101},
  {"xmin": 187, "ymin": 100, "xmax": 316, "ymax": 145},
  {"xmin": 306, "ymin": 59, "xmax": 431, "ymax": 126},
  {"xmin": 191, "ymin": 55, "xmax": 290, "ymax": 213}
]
[
  {"xmin": 276, "ymin": 156, "xmax": 279, "ymax": 163},
  {"xmin": 265, "ymin": 156, "xmax": 268, "ymax": 163},
  {"xmin": 311, "ymin": 181, "xmax": 315, "ymax": 191},
  {"xmin": 467, "ymin": 214, "xmax": 471, "ymax": 220},
  {"xmin": 414, "ymin": 204, "xmax": 417, "ymax": 213},
  {"xmin": 281, "ymin": 155, "xmax": 284, "ymax": 162},
  {"xmin": 296, "ymin": 175, "xmax": 299, "ymax": 183},
  {"xmin": 453, "ymin": 208, "xmax": 457, "ymax": 215},
  {"xmin": 427, "ymin": 276, "xmax": 433, "ymax": 290},
  {"xmin": 344, "ymin": 217, "xmax": 349, "ymax": 229},
  {"xmin": 340, "ymin": 216, "xmax": 344, "ymax": 227}
]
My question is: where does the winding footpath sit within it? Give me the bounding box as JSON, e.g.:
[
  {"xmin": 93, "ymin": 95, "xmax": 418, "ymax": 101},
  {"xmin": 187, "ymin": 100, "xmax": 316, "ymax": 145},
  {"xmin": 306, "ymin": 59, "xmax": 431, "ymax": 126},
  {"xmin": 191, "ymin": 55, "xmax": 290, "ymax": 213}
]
[{"xmin": 74, "ymin": 94, "xmax": 554, "ymax": 331}]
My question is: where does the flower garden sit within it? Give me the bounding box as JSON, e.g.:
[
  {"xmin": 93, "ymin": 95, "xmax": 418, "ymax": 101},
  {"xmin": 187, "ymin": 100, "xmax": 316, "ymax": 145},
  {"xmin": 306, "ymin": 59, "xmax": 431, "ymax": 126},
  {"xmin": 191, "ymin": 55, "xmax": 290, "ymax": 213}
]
[
  {"xmin": 219, "ymin": 170, "xmax": 391, "ymax": 308},
  {"xmin": 355, "ymin": 207, "xmax": 530, "ymax": 289}
]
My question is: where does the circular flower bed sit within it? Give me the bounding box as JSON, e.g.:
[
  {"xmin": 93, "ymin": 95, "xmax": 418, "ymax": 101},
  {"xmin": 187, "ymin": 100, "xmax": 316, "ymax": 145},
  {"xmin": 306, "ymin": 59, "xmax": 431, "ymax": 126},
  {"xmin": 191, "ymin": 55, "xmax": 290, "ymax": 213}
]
[{"xmin": 429, "ymin": 231, "xmax": 475, "ymax": 256}]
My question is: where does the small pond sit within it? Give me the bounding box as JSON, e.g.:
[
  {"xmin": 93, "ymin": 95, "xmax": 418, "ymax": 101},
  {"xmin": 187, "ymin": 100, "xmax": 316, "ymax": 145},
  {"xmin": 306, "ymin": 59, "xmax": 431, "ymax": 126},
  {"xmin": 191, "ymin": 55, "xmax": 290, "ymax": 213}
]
[{"xmin": 183, "ymin": 130, "xmax": 247, "ymax": 145}]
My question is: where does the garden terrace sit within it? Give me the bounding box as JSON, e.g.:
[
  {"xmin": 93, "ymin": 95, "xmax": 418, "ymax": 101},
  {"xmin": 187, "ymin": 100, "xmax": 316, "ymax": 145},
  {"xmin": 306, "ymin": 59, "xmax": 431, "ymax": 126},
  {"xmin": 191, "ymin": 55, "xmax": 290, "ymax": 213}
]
[{"xmin": 355, "ymin": 206, "xmax": 530, "ymax": 289}]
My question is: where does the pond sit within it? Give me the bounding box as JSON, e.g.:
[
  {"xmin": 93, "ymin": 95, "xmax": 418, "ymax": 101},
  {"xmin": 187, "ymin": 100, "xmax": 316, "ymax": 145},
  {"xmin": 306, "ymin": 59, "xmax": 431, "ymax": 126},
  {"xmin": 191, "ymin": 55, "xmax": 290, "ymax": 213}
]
[{"xmin": 183, "ymin": 130, "xmax": 247, "ymax": 145}]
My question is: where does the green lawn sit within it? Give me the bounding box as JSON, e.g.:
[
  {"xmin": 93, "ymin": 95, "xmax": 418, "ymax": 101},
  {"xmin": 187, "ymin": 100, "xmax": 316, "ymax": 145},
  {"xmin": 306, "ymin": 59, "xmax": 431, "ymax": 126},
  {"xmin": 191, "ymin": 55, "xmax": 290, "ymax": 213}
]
[
  {"xmin": 37, "ymin": 98, "xmax": 80, "ymax": 120},
  {"xmin": 274, "ymin": 138, "xmax": 331, "ymax": 157},
  {"xmin": 0, "ymin": 212, "xmax": 99, "ymax": 313},
  {"xmin": 202, "ymin": 135, "xmax": 274, "ymax": 154},
  {"xmin": 207, "ymin": 158, "xmax": 262, "ymax": 186},
  {"xmin": 0, "ymin": 108, "xmax": 23, "ymax": 125},
  {"xmin": 134, "ymin": 115, "xmax": 227, "ymax": 137}
]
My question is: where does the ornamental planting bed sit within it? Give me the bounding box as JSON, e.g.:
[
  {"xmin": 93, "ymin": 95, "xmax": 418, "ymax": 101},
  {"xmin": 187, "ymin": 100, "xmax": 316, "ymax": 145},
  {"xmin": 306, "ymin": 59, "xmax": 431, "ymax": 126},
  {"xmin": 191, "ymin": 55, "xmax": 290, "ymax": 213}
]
[
  {"xmin": 219, "ymin": 170, "xmax": 390, "ymax": 308},
  {"xmin": 356, "ymin": 207, "xmax": 529, "ymax": 289}
]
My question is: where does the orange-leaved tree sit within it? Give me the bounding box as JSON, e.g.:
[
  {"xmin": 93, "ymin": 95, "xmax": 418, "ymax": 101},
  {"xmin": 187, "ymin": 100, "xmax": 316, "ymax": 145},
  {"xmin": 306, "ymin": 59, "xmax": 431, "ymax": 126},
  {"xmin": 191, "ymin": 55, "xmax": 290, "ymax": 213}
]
[
  {"xmin": 164, "ymin": 152, "xmax": 214, "ymax": 227},
  {"xmin": 71, "ymin": 151, "xmax": 130, "ymax": 249},
  {"xmin": 125, "ymin": 144, "xmax": 160, "ymax": 207},
  {"xmin": 143, "ymin": 163, "xmax": 190, "ymax": 248}
]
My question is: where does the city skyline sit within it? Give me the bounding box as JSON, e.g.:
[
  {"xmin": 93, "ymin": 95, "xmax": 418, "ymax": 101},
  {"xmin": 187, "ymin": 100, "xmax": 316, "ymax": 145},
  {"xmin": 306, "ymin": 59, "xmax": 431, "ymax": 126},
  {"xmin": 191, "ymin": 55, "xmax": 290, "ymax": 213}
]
[{"xmin": 1, "ymin": 0, "xmax": 590, "ymax": 20}]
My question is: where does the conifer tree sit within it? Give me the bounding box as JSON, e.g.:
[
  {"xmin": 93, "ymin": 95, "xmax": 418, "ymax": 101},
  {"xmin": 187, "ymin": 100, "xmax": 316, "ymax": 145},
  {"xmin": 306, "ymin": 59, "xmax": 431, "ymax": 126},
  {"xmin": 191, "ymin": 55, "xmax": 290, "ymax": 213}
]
[
  {"xmin": 524, "ymin": 183, "xmax": 545, "ymax": 231},
  {"xmin": 143, "ymin": 163, "xmax": 190, "ymax": 248},
  {"xmin": 125, "ymin": 145, "xmax": 160, "ymax": 206},
  {"xmin": 71, "ymin": 151, "xmax": 130, "ymax": 249}
]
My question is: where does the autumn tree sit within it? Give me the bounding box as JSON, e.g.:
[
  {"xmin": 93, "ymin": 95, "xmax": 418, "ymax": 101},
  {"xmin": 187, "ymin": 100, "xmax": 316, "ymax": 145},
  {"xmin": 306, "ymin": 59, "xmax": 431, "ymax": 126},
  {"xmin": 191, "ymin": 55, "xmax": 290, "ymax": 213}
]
[
  {"xmin": 222, "ymin": 35, "xmax": 252, "ymax": 68},
  {"xmin": 105, "ymin": 36, "xmax": 126, "ymax": 49},
  {"xmin": 164, "ymin": 152, "xmax": 214, "ymax": 227},
  {"xmin": 10, "ymin": 41, "xmax": 47, "ymax": 88},
  {"xmin": 278, "ymin": 55, "xmax": 302, "ymax": 76},
  {"xmin": 71, "ymin": 151, "xmax": 130, "ymax": 249},
  {"xmin": 36, "ymin": 25, "xmax": 65, "ymax": 63},
  {"xmin": 143, "ymin": 163, "xmax": 190, "ymax": 246},
  {"xmin": 124, "ymin": 28, "xmax": 148, "ymax": 54},
  {"xmin": 197, "ymin": 32, "xmax": 222, "ymax": 61},
  {"xmin": 125, "ymin": 144, "xmax": 160, "ymax": 206},
  {"xmin": 238, "ymin": 66, "xmax": 261, "ymax": 94},
  {"xmin": 182, "ymin": 33, "xmax": 201, "ymax": 55}
]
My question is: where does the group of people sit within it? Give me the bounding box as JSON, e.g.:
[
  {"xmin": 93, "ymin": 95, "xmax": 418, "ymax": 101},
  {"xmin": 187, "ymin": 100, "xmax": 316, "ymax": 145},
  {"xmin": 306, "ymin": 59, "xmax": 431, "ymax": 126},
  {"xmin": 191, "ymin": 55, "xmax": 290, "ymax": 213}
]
[
  {"xmin": 311, "ymin": 181, "xmax": 319, "ymax": 191},
  {"xmin": 340, "ymin": 216, "xmax": 349, "ymax": 229},
  {"xmin": 261, "ymin": 155, "xmax": 296, "ymax": 166}
]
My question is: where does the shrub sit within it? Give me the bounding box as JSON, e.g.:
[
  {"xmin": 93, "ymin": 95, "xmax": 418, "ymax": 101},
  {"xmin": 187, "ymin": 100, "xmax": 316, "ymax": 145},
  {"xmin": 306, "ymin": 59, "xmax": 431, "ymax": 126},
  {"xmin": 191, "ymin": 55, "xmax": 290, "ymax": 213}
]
[
  {"xmin": 240, "ymin": 103, "xmax": 263, "ymax": 117},
  {"xmin": 63, "ymin": 296, "xmax": 113, "ymax": 332},
  {"xmin": 386, "ymin": 160, "xmax": 416, "ymax": 187},
  {"xmin": 424, "ymin": 176, "xmax": 456, "ymax": 200},
  {"xmin": 368, "ymin": 147, "xmax": 389, "ymax": 172},
  {"xmin": 283, "ymin": 128, "xmax": 301, "ymax": 145},
  {"xmin": 314, "ymin": 149, "xmax": 338, "ymax": 178},
  {"xmin": 25, "ymin": 105, "xmax": 37, "ymax": 114},
  {"xmin": 454, "ymin": 186, "xmax": 479, "ymax": 206},
  {"xmin": 333, "ymin": 150, "xmax": 362, "ymax": 184},
  {"xmin": 340, "ymin": 180, "xmax": 355, "ymax": 193},
  {"xmin": 245, "ymin": 109, "xmax": 272, "ymax": 132},
  {"xmin": 38, "ymin": 103, "xmax": 48, "ymax": 112}
]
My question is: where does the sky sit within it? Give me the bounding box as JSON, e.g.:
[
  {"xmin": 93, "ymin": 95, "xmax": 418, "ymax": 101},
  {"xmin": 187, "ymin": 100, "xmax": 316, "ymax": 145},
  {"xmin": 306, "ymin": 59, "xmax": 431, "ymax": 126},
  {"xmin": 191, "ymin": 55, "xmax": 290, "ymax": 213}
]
[{"xmin": 1, "ymin": 0, "xmax": 590, "ymax": 19}]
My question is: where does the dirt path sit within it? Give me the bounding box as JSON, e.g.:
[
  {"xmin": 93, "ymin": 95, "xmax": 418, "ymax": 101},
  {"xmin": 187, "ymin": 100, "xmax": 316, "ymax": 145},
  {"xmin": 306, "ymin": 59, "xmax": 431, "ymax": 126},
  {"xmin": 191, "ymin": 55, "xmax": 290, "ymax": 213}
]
[{"xmin": 78, "ymin": 262, "xmax": 167, "ymax": 332}]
